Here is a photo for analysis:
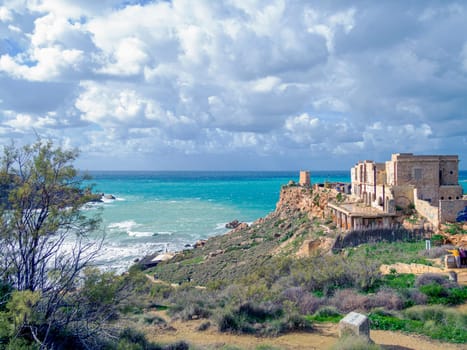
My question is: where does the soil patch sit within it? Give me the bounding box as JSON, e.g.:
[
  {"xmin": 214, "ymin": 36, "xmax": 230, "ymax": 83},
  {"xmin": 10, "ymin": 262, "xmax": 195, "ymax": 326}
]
[{"xmin": 143, "ymin": 311, "xmax": 465, "ymax": 350}]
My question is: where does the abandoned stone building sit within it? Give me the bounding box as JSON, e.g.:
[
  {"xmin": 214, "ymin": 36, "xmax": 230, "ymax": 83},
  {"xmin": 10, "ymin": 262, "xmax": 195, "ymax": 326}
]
[{"xmin": 329, "ymin": 153, "xmax": 467, "ymax": 230}]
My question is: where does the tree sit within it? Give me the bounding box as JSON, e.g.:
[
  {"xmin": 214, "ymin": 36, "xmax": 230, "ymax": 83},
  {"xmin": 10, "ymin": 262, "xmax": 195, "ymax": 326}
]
[{"xmin": 0, "ymin": 140, "xmax": 105, "ymax": 348}]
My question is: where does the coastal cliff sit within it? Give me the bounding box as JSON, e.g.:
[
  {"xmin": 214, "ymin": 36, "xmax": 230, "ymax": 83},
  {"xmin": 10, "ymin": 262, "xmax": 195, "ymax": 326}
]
[{"xmin": 146, "ymin": 184, "xmax": 340, "ymax": 285}]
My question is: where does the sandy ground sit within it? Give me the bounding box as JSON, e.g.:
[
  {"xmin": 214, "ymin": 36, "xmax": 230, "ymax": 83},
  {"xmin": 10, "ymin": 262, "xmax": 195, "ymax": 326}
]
[
  {"xmin": 143, "ymin": 310, "xmax": 466, "ymax": 350},
  {"xmin": 144, "ymin": 266, "xmax": 467, "ymax": 349}
]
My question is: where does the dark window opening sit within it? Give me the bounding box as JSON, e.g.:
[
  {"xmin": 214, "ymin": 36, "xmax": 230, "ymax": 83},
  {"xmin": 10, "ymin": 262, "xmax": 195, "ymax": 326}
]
[{"xmin": 414, "ymin": 168, "xmax": 422, "ymax": 180}]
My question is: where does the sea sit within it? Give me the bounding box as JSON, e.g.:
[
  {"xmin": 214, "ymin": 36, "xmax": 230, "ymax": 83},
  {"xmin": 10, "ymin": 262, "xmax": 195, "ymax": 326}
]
[{"xmin": 84, "ymin": 170, "xmax": 467, "ymax": 271}]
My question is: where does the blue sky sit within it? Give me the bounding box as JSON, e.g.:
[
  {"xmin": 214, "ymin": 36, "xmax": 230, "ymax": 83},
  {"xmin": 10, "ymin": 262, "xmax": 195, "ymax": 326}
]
[{"xmin": 1, "ymin": 0, "xmax": 466, "ymax": 170}]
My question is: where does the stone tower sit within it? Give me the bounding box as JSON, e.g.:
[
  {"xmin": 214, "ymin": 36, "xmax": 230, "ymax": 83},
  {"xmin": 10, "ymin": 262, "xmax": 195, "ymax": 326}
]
[{"xmin": 299, "ymin": 171, "xmax": 311, "ymax": 187}]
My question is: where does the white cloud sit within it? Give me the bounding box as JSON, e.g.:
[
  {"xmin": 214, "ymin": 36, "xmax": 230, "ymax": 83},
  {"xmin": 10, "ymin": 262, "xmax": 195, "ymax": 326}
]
[
  {"xmin": 0, "ymin": 7, "xmax": 13, "ymax": 22},
  {"xmin": 0, "ymin": 1, "xmax": 466, "ymax": 169},
  {"xmin": 98, "ymin": 37, "xmax": 149, "ymax": 75},
  {"xmin": 0, "ymin": 47, "xmax": 83, "ymax": 81},
  {"xmin": 305, "ymin": 7, "xmax": 355, "ymax": 53}
]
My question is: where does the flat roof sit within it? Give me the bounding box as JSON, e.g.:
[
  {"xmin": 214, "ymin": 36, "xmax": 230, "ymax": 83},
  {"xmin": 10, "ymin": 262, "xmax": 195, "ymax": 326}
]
[{"xmin": 328, "ymin": 202, "xmax": 397, "ymax": 218}]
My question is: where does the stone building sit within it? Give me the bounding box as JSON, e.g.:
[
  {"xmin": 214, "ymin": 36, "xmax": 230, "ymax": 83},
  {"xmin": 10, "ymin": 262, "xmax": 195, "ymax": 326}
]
[{"xmin": 330, "ymin": 153, "xmax": 466, "ymax": 230}]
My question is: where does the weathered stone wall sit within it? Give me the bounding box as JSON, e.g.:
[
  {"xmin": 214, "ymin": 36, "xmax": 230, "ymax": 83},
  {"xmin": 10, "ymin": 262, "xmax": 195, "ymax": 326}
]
[
  {"xmin": 439, "ymin": 185, "xmax": 463, "ymax": 201},
  {"xmin": 299, "ymin": 171, "xmax": 311, "ymax": 186},
  {"xmin": 386, "ymin": 160, "xmax": 395, "ymax": 186},
  {"xmin": 414, "ymin": 189, "xmax": 439, "ymax": 228},
  {"xmin": 392, "ymin": 185, "xmax": 415, "ymax": 208},
  {"xmin": 439, "ymin": 199, "xmax": 467, "ymax": 223},
  {"xmin": 439, "ymin": 159, "xmax": 459, "ymax": 185},
  {"xmin": 395, "ymin": 157, "xmax": 440, "ymax": 202}
]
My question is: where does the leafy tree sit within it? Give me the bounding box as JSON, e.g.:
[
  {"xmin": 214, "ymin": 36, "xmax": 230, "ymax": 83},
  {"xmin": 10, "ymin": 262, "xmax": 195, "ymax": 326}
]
[{"xmin": 0, "ymin": 140, "xmax": 106, "ymax": 348}]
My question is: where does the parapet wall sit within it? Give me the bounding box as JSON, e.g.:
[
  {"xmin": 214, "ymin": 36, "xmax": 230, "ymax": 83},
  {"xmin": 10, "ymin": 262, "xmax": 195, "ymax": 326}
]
[{"xmin": 439, "ymin": 199, "xmax": 467, "ymax": 224}]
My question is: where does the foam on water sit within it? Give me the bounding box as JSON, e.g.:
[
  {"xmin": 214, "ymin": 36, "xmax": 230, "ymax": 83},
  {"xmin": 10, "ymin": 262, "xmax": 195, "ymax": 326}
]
[
  {"xmin": 108, "ymin": 220, "xmax": 140, "ymax": 232},
  {"xmin": 128, "ymin": 231, "xmax": 154, "ymax": 237}
]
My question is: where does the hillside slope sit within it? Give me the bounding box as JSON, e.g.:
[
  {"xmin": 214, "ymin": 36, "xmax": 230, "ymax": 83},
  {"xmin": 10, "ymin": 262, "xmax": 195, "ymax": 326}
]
[{"xmin": 148, "ymin": 184, "xmax": 341, "ymax": 285}]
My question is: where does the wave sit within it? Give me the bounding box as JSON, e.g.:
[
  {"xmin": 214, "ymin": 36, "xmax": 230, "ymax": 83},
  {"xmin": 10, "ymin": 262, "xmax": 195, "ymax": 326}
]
[
  {"xmin": 215, "ymin": 222, "xmax": 228, "ymax": 230},
  {"xmin": 108, "ymin": 220, "xmax": 140, "ymax": 231},
  {"xmin": 154, "ymin": 231, "xmax": 173, "ymax": 235},
  {"xmin": 128, "ymin": 231, "xmax": 154, "ymax": 237}
]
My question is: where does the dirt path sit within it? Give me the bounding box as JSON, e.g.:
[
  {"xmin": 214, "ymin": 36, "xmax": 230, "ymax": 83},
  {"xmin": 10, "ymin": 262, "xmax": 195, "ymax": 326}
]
[{"xmin": 144, "ymin": 311, "xmax": 465, "ymax": 350}]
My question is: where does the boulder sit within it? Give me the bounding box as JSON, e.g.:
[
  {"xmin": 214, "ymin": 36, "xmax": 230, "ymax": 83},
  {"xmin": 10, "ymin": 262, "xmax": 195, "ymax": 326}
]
[
  {"xmin": 194, "ymin": 240, "xmax": 207, "ymax": 248},
  {"xmin": 338, "ymin": 312, "xmax": 370, "ymax": 340},
  {"xmin": 226, "ymin": 220, "xmax": 240, "ymax": 229},
  {"xmin": 103, "ymin": 194, "xmax": 116, "ymax": 200},
  {"xmin": 151, "ymin": 253, "xmax": 174, "ymax": 263},
  {"xmin": 208, "ymin": 249, "xmax": 224, "ymax": 258}
]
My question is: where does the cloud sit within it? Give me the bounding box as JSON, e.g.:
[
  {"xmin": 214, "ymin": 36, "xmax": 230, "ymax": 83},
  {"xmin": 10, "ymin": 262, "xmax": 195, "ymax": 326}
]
[{"xmin": 0, "ymin": 0, "xmax": 466, "ymax": 170}]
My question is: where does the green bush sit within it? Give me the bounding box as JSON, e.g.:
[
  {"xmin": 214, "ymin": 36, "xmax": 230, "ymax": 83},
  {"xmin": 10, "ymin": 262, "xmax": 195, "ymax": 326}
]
[
  {"xmin": 369, "ymin": 310, "xmax": 422, "ymax": 332},
  {"xmin": 308, "ymin": 306, "xmax": 342, "ymax": 323},
  {"xmin": 116, "ymin": 328, "xmax": 189, "ymax": 350},
  {"xmin": 418, "ymin": 283, "xmax": 467, "ymax": 305},
  {"xmin": 377, "ymin": 273, "xmax": 415, "ymax": 290}
]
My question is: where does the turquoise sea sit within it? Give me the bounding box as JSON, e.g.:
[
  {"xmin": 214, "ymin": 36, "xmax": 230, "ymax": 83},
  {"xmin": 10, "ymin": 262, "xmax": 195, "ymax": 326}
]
[{"xmin": 85, "ymin": 170, "xmax": 467, "ymax": 271}]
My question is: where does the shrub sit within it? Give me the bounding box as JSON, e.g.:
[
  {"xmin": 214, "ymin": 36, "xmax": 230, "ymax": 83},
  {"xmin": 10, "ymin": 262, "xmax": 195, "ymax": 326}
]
[
  {"xmin": 430, "ymin": 234, "xmax": 444, "ymax": 246},
  {"xmin": 282, "ymin": 287, "xmax": 323, "ymax": 314},
  {"xmin": 404, "ymin": 289, "xmax": 427, "ymax": 306},
  {"xmin": 298, "ymin": 293, "xmax": 324, "ymax": 314},
  {"xmin": 311, "ymin": 306, "xmax": 342, "ymax": 323},
  {"xmin": 415, "ymin": 273, "xmax": 452, "ymax": 288},
  {"xmin": 446, "ymin": 287, "xmax": 467, "ymax": 305},
  {"xmin": 280, "ymin": 313, "xmax": 313, "ymax": 332},
  {"xmin": 419, "ymin": 245, "xmax": 451, "ymax": 259},
  {"xmin": 369, "ymin": 289, "xmax": 404, "ymax": 310},
  {"xmin": 419, "ymin": 283, "xmax": 447, "ymax": 299},
  {"xmin": 403, "ymin": 305, "xmax": 449, "ymax": 323},
  {"xmin": 178, "ymin": 303, "xmax": 212, "ymax": 321},
  {"xmin": 369, "ymin": 310, "xmax": 422, "ymax": 332},
  {"xmin": 378, "ymin": 273, "xmax": 415, "ymax": 290},
  {"xmin": 403, "ymin": 305, "xmax": 467, "ymax": 343},
  {"xmin": 330, "ymin": 289, "xmax": 370, "ymax": 313},
  {"xmin": 197, "ymin": 321, "xmax": 211, "ymax": 331},
  {"xmin": 217, "ymin": 312, "xmax": 253, "ymax": 334}
]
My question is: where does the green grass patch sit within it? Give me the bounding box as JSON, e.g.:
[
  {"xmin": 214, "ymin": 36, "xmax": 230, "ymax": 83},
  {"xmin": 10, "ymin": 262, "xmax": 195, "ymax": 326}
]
[
  {"xmin": 180, "ymin": 256, "xmax": 204, "ymax": 266},
  {"xmin": 345, "ymin": 241, "xmax": 430, "ymax": 266},
  {"xmin": 369, "ymin": 307, "xmax": 467, "ymax": 343},
  {"xmin": 369, "ymin": 273, "xmax": 415, "ymax": 293},
  {"xmin": 305, "ymin": 313, "xmax": 342, "ymax": 323}
]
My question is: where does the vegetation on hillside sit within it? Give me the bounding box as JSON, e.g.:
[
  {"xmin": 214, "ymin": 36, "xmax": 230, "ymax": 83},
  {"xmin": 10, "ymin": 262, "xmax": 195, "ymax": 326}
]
[{"xmin": 139, "ymin": 183, "xmax": 467, "ymax": 344}]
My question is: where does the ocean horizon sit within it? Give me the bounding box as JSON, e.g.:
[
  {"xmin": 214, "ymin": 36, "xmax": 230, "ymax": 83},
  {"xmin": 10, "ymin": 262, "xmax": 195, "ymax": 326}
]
[{"xmin": 83, "ymin": 170, "xmax": 467, "ymax": 271}]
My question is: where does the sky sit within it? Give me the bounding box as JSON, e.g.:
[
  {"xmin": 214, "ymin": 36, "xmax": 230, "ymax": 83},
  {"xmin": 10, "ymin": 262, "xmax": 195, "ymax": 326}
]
[{"xmin": 0, "ymin": 0, "xmax": 466, "ymax": 171}]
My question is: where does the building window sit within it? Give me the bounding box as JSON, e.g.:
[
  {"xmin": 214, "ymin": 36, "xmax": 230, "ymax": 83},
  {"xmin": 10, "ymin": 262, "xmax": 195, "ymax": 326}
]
[
  {"xmin": 413, "ymin": 168, "xmax": 422, "ymax": 180},
  {"xmin": 441, "ymin": 197, "xmax": 444, "ymax": 200},
  {"xmin": 450, "ymin": 170, "xmax": 453, "ymax": 175}
]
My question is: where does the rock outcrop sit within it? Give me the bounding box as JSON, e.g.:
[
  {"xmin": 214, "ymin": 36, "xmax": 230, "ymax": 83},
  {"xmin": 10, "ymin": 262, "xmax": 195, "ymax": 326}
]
[{"xmin": 226, "ymin": 220, "xmax": 240, "ymax": 229}]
